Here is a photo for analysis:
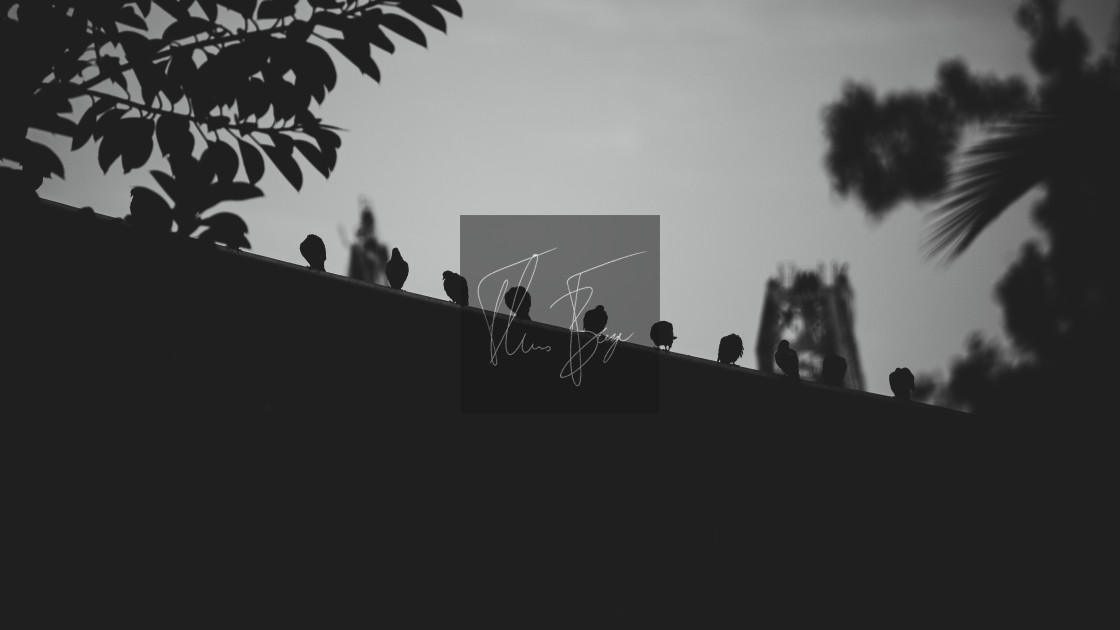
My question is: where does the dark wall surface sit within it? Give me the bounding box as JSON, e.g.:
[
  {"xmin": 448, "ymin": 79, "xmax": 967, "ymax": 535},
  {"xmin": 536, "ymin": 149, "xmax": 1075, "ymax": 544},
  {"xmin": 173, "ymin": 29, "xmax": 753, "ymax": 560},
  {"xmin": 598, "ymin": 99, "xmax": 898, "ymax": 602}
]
[{"xmin": 5, "ymin": 200, "xmax": 1106, "ymax": 626}]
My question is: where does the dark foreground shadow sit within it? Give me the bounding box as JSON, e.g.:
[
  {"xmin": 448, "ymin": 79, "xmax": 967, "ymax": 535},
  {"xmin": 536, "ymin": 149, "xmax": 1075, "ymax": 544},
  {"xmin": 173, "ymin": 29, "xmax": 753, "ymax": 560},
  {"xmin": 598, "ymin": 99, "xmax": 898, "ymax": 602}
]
[{"xmin": 4, "ymin": 200, "xmax": 1108, "ymax": 626}]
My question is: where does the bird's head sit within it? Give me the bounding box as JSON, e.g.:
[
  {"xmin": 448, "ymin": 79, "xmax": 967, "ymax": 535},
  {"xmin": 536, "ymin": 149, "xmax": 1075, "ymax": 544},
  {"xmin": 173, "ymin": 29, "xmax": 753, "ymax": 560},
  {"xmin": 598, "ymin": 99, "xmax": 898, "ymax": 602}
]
[
  {"xmin": 778, "ymin": 340, "xmax": 790, "ymax": 349},
  {"xmin": 889, "ymin": 368, "xmax": 915, "ymax": 392},
  {"xmin": 443, "ymin": 271, "xmax": 453, "ymax": 280},
  {"xmin": 392, "ymin": 247, "xmax": 400, "ymax": 257}
]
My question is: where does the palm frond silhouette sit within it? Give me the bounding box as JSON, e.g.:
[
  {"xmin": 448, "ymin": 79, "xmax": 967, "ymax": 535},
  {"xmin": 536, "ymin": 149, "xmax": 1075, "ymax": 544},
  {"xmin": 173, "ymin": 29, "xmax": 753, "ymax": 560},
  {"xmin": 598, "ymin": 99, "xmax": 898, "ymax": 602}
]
[{"xmin": 924, "ymin": 112, "xmax": 1059, "ymax": 262}]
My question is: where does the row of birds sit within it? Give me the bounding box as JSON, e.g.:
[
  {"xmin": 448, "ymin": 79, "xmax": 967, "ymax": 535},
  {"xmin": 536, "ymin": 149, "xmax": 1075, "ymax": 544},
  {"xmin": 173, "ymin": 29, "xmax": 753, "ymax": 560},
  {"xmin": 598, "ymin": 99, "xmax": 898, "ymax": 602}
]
[
  {"xmin": 300, "ymin": 234, "xmax": 471, "ymax": 304},
  {"xmin": 300, "ymin": 234, "xmax": 638, "ymax": 337},
  {"xmin": 299, "ymin": 234, "xmax": 917, "ymax": 400},
  {"xmin": 756, "ymin": 340, "xmax": 915, "ymax": 399}
]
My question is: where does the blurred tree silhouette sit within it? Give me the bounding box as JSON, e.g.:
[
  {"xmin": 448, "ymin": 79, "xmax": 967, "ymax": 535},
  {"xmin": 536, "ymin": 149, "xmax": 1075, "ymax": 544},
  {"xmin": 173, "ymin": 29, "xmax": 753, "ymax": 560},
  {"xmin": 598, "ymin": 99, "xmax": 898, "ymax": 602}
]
[
  {"xmin": 823, "ymin": 0, "xmax": 1119, "ymax": 415},
  {"xmin": 0, "ymin": 0, "xmax": 461, "ymax": 246}
]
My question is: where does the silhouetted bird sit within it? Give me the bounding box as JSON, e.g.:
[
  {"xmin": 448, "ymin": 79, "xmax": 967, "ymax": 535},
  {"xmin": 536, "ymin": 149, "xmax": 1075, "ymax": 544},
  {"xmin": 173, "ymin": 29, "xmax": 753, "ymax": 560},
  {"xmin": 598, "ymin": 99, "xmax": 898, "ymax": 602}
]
[
  {"xmin": 650, "ymin": 321, "xmax": 677, "ymax": 351},
  {"xmin": 583, "ymin": 305, "xmax": 608, "ymax": 337},
  {"xmin": 822, "ymin": 355, "xmax": 848, "ymax": 387},
  {"xmin": 443, "ymin": 271, "xmax": 469, "ymax": 306},
  {"xmin": 386, "ymin": 247, "xmax": 409, "ymax": 289},
  {"xmin": 504, "ymin": 286, "xmax": 532, "ymax": 320},
  {"xmin": 717, "ymin": 334, "xmax": 744, "ymax": 365},
  {"xmin": 127, "ymin": 187, "xmax": 172, "ymax": 232},
  {"xmin": 889, "ymin": 367, "xmax": 915, "ymax": 400},
  {"xmin": 300, "ymin": 234, "xmax": 326, "ymax": 271},
  {"xmin": 775, "ymin": 340, "xmax": 800, "ymax": 380}
]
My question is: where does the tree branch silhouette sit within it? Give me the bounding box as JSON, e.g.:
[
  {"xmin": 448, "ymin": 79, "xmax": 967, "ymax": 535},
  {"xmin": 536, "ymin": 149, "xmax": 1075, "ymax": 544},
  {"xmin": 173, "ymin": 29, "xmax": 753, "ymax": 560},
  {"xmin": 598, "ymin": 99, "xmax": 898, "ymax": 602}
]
[{"xmin": 1, "ymin": 0, "xmax": 463, "ymax": 245}]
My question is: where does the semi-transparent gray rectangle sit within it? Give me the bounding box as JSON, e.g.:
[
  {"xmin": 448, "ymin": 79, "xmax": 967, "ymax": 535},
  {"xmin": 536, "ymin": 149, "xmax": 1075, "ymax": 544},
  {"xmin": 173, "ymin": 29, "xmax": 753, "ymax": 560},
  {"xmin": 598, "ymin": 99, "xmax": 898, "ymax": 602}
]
[{"xmin": 459, "ymin": 215, "xmax": 660, "ymax": 414}]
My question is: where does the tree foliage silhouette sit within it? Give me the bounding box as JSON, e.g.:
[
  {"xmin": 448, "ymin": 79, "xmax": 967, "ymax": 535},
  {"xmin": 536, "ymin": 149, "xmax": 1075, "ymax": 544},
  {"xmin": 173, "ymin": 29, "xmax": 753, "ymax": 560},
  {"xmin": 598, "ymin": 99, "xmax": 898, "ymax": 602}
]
[
  {"xmin": 822, "ymin": 0, "xmax": 1120, "ymax": 414},
  {"xmin": 0, "ymin": 0, "xmax": 462, "ymax": 245}
]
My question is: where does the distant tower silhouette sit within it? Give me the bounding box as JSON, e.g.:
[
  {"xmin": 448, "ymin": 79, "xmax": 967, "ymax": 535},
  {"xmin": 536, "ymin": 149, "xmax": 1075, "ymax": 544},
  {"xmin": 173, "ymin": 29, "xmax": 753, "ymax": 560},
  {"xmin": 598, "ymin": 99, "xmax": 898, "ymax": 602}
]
[
  {"xmin": 755, "ymin": 262, "xmax": 865, "ymax": 390},
  {"xmin": 346, "ymin": 196, "xmax": 389, "ymax": 286}
]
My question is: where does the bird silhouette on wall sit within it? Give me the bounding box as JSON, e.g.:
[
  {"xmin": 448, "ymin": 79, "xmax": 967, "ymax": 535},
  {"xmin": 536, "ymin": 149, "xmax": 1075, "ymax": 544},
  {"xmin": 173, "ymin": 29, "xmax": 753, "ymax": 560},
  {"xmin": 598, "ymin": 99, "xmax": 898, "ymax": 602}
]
[
  {"xmin": 822, "ymin": 354, "xmax": 848, "ymax": 387},
  {"xmin": 126, "ymin": 189, "xmax": 171, "ymax": 232},
  {"xmin": 503, "ymin": 286, "xmax": 532, "ymax": 320},
  {"xmin": 889, "ymin": 368, "xmax": 915, "ymax": 400},
  {"xmin": 583, "ymin": 305, "xmax": 608, "ymax": 338},
  {"xmin": 775, "ymin": 340, "xmax": 800, "ymax": 380},
  {"xmin": 717, "ymin": 334, "xmax": 744, "ymax": 365},
  {"xmin": 650, "ymin": 321, "xmax": 677, "ymax": 351},
  {"xmin": 386, "ymin": 248, "xmax": 409, "ymax": 290},
  {"xmin": 442, "ymin": 271, "xmax": 469, "ymax": 306},
  {"xmin": 300, "ymin": 234, "xmax": 326, "ymax": 271}
]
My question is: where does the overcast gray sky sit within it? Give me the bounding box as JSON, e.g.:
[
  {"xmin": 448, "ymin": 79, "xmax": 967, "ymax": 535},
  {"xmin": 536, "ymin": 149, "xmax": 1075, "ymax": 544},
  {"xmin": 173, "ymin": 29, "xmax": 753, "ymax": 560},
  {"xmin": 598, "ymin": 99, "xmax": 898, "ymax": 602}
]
[{"xmin": 39, "ymin": 0, "xmax": 1117, "ymax": 397}]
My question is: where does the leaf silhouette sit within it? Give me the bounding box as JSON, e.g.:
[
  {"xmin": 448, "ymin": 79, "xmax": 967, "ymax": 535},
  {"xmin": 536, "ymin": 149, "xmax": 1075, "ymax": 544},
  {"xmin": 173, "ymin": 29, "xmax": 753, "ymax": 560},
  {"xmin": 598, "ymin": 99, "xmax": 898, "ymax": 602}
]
[
  {"xmin": 236, "ymin": 77, "xmax": 270, "ymax": 119},
  {"xmin": 118, "ymin": 118, "xmax": 155, "ymax": 173},
  {"xmin": 115, "ymin": 5, "xmax": 147, "ymax": 30},
  {"xmin": 295, "ymin": 42, "xmax": 337, "ymax": 101},
  {"xmin": 97, "ymin": 56, "xmax": 128, "ymax": 90},
  {"xmin": 150, "ymin": 169, "xmax": 181, "ymax": 203},
  {"xmin": 92, "ymin": 109, "xmax": 125, "ymax": 141},
  {"xmin": 294, "ymin": 139, "xmax": 330, "ymax": 177},
  {"xmin": 202, "ymin": 141, "xmax": 240, "ymax": 183},
  {"xmin": 152, "ymin": 0, "xmax": 190, "ymax": 19},
  {"xmin": 156, "ymin": 114, "xmax": 194, "ymax": 158},
  {"xmin": 216, "ymin": 0, "xmax": 258, "ymax": 20},
  {"xmin": 263, "ymin": 143, "xmax": 302, "ymax": 190},
  {"xmin": 197, "ymin": 0, "xmax": 218, "ymax": 21},
  {"xmin": 206, "ymin": 181, "xmax": 264, "ymax": 203},
  {"xmin": 191, "ymin": 181, "xmax": 263, "ymax": 218},
  {"xmin": 430, "ymin": 0, "xmax": 464, "ymax": 18},
  {"xmin": 200, "ymin": 211, "xmax": 250, "ymax": 232},
  {"xmin": 169, "ymin": 152, "xmax": 215, "ymax": 189},
  {"xmin": 317, "ymin": 143, "xmax": 337, "ymax": 172},
  {"xmin": 363, "ymin": 21, "xmax": 396, "ymax": 54},
  {"xmin": 197, "ymin": 228, "xmax": 251, "ymax": 249},
  {"xmin": 327, "ymin": 38, "xmax": 380, "ymax": 82},
  {"xmin": 308, "ymin": 127, "xmax": 341, "ymax": 150},
  {"xmin": 380, "ymin": 13, "xmax": 427, "ymax": 47},
  {"xmin": 98, "ymin": 120, "xmax": 125, "ymax": 172},
  {"xmin": 287, "ymin": 19, "xmax": 313, "ymax": 42},
  {"xmin": 198, "ymin": 211, "xmax": 252, "ymax": 249},
  {"xmin": 72, "ymin": 100, "xmax": 114, "ymax": 151},
  {"xmin": 237, "ymin": 139, "xmax": 264, "ymax": 184},
  {"xmin": 398, "ymin": 1, "xmax": 447, "ymax": 33},
  {"xmin": 311, "ymin": 10, "xmax": 347, "ymax": 32},
  {"xmin": 18, "ymin": 140, "xmax": 66, "ymax": 178},
  {"xmin": 257, "ymin": 0, "xmax": 298, "ymax": 20},
  {"xmin": 117, "ymin": 31, "xmax": 158, "ymax": 64},
  {"xmin": 162, "ymin": 17, "xmax": 214, "ymax": 43},
  {"xmin": 30, "ymin": 111, "xmax": 78, "ymax": 137},
  {"xmin": 166, "ymin": 49, "xmax": 197, "ymax": 102}
]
